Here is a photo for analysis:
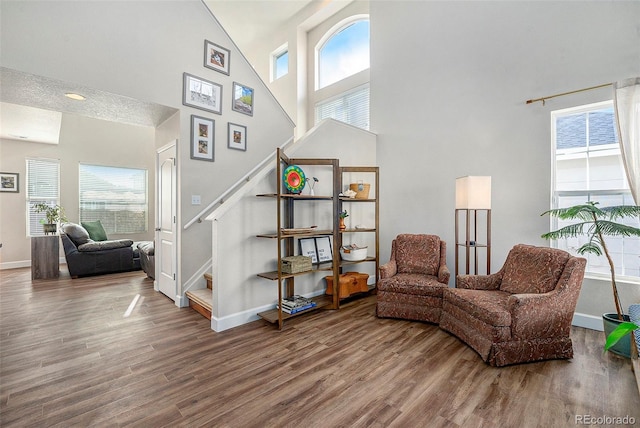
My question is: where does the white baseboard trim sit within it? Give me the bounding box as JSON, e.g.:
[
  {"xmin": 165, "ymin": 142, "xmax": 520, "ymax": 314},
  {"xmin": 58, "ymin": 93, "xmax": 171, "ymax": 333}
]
[
  {"xmin": 210, "ymin": 290, "xmax": 326, "ymax": 332},
  {"xmin": 573, "ymin": 312, "xmax": 603, "ymax": 331},
  {"xmin": 0, "ymin": 260, "xmax": 30, "ymax": 270}
]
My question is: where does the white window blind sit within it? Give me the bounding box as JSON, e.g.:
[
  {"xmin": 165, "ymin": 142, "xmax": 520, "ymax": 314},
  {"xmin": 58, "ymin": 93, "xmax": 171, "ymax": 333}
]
[
  {"xmin": 26, "ymin": 158, "xmax": 60, "ymax": 236},
  {"xmin": 79, "ymin": 164, "xmax": 148, "ymax": 234},
  {"xmin": 315, "ymin": 84, "xmax": 370, "ymax": 130}
]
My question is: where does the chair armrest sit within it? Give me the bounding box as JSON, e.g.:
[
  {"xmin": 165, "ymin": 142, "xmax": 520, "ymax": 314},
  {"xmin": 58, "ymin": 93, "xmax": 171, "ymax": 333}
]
[
  {"xmin": 379, "ymin": 260, "xmax": 397, "ymax": 279},
  {"xmin": 456, "ymin": 272, "xmax": 501, "ymax": 290},
  {"xmin": 438, "ymin": 264, "xmax": 450, "ymax": 284},
  {"xmin": 508, "ymin": 291, "xmax": 571, "ymax": 339}
]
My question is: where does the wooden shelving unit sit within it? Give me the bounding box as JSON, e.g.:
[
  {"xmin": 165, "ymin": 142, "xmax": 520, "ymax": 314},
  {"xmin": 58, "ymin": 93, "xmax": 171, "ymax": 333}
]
[{"xmin": 256, "ymin": 149, "xmax": 379, "ymax": 329}]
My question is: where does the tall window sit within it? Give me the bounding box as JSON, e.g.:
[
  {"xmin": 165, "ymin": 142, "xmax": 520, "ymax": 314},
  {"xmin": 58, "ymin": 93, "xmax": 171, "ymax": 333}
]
[
  {"xmin": 551, "ymin": 101, "xmax": 639, "ymax": 278},
  {"xmin": 26, "ymin": 158, "xmax": 60, "ymax": 236},
  {"xmin": 317, "ymin": 19, "xmax": 369, "ymax": 90},
  {"xmin": 271, "ymin": 43, "xmax": 288, "ymax": 81},
  {"xmin": 79, "ymin": 164, "xmax": 147, "ymax": 234},
  {"xmin": 315, "ymin": 84, "xmax": 369, "ymax": 130}
]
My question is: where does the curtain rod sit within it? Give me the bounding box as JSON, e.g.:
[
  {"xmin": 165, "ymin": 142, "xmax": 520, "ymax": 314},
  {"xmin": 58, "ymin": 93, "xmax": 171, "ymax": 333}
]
[{"xmin": 525, "ymin": 82, "xmax": 612, "ymax": 105}]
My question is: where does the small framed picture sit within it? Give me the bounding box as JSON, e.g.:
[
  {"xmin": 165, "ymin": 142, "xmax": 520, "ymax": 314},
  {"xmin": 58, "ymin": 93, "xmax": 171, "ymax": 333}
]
[
  {"xmin": 204, "ymin": 40, "xmax": 230, "ymax": 75},
  {"xmin": 0, "ymin": 172, "xmax": 19, "ymax": 192},
  {"xmin": 190, "ymin": 115, "xmax": 215, "ymax": 162},
  {"xmin": 227, "ymin": 122, "xmax": 247, "ymax": 151},
  {"xmin": 232, "ymin": 82, "xmax": 254, "ymax": 116},
  {"xmin": 183, "ymin": 72, "xmax": 223, "ymax": 115},
  {"xmin": 299, "ymin": 238, "xmax": 318, "ymax": 264},
  {"xmin": 315, "ymin": 236, "xmax": 333, "ymax": 263}
]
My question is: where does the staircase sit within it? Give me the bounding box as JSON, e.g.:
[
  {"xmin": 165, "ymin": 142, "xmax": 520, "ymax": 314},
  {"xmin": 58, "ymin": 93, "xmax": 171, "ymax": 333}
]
[{"xmin": 186, "ymin": 273, "xmax": 212, "ymax": 320}]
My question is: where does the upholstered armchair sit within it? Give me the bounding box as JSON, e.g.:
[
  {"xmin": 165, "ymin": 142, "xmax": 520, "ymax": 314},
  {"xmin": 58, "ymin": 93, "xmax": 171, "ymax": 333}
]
[
  {"xmin": 376, "ymin": 234, "xmax": 450, "ymax": 323},
  {"xmin": 439, "ymin": 244, "xmax": 586, "ymax": 367}
]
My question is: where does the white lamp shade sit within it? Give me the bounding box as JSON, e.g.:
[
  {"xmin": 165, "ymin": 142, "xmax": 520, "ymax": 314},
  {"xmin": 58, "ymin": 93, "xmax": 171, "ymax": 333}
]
[{"xmin": 456, "ymin": 176, "xmax": 491, "ymax": 209}]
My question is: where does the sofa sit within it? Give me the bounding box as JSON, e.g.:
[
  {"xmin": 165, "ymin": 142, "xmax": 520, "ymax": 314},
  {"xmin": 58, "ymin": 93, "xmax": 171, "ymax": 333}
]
[
  {"xmin": 439, "ymin": 244, "xmax": 586, "ymax": 367},
  {"xmin": 60, "ymin": 222, "xmax": 147, "ymax": 278}
]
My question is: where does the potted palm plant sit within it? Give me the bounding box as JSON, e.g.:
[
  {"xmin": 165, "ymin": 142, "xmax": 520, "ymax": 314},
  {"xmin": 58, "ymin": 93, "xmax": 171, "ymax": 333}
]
[
  {"xmin": 541, "ymin": 201, "xmax": 640, "ymax": 356},
  {"xmin": 33, "ymin": 202, "xmax": 67, "ymax": 235}
]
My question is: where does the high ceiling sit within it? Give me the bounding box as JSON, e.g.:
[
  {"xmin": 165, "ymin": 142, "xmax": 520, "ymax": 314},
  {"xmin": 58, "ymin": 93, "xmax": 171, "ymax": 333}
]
[{"xmin": 0, "ymin": 1, "xmax": 313, "ymax": 145}]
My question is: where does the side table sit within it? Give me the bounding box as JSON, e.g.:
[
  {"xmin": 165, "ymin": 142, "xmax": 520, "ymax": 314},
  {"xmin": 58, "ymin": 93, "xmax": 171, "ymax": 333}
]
[{"xmin": 31, "ymin": 235, "xmax": 60, "ymax": 279}]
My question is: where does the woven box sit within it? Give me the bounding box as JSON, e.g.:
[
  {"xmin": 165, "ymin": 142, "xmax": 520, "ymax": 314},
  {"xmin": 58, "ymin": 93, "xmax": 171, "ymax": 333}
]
[
  {"xmin": 349, "ymin": 182, "xmax": 371, "ymax": 199},
  {"xmin": 281, "ymin": 256, "xmax": 312, "ymax": 274}
]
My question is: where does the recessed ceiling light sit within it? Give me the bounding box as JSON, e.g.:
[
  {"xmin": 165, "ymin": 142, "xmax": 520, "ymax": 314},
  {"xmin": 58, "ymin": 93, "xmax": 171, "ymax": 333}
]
[{"xmin": 65, "ymin": 93, "xmax": 86, "ymax": 101}]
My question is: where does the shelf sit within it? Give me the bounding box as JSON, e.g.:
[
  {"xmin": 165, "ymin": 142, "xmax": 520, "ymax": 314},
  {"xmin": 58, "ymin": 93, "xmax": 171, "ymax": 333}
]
[
  {"xmin": 339, "ymin": 197, "xmax": 376, "ymax": 202},
  {"xmin": 257, "ymin": 193, "xmax": 333, "ymax": 201},
  {"xmin": 256, "ymin": 229, "xmax": 333, "ymax": 239},
  {"xmin": 340, "ymin": 256, "xmax": 377, "ymax": 267},
  {"xmin": 340, "ymin": 228, "xmax": 376, "ymax": 233},
  {"xmin": 456, "ymin": 243, "xmax": 488, "ymax": 248},
  {"xmin": 257, "ymin": 295, "xmax": 334, "ymax": 324},
  {"xmin": 257, "ymin": 262, "xmax": 334, "ymax": 280}
]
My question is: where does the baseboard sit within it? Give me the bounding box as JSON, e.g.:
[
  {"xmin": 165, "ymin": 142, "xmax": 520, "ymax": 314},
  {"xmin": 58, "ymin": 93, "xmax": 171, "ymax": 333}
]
[
  {"xmin": 573, "ymin": 312, "xmax": 603, "ymax": 331},
  {"xmin": 0, "ymin": 260, "xmax": 31, "ymax": 270}
]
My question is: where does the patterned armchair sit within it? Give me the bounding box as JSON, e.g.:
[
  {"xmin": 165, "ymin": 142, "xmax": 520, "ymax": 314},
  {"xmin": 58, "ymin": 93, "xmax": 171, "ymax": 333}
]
[
  {"xmin": 376, "ymin": 234, "xmax": 450, "ymax": 323},
  {"xmin": 439, "ymin": 244, "xmax": 586, "ymax": 367}
]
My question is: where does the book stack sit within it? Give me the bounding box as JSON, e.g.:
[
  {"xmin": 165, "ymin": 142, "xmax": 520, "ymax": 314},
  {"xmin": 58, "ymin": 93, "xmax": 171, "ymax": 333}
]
[{"xmin": 278, "ymin": 295, "xmax": 317, "ymax": 314}]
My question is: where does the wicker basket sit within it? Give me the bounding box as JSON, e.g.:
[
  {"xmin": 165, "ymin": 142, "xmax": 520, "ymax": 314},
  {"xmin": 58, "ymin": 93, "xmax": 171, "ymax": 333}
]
[
  {"xmin": 281, "ymin": 256, "xmax": 312, "ymax": 274},
  {"xmin": 349, "ymin": 182, "xmax": 371, "ymax": 199}
]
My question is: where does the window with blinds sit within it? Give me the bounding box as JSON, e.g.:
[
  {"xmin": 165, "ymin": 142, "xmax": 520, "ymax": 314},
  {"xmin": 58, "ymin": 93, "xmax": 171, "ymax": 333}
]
[
  {"xmin": 79, "ymin": 164, "xmax": 148, "ymax": 234},
  {"xmin": 26, "ymin": 158, "xmax": 60, "ymax": 236},
  {"xmin": 315, "ymin": 84, "xmax": 370, "ymax": 130}
]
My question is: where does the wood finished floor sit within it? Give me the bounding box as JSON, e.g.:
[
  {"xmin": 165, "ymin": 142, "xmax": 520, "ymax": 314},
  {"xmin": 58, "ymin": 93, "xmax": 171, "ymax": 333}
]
[{"xmin": 1, "ymin": 267, "xmax": 639, "ymax": 428}]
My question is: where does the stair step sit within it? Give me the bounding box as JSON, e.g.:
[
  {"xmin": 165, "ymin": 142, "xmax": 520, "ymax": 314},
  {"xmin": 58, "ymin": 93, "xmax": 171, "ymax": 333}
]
[
  {"xmin": 186, "ymin": 288, "xmax": 212, "ymax": 320},
  {"xmin": 204, "ymin": 272, "xmax": 212, "ymax": 290}
]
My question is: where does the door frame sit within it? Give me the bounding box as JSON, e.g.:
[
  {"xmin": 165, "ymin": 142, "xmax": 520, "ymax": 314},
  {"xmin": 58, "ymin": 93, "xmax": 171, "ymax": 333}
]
[{"xmin": 156, "ymin": 140, "xmax": 178, "ymax": 304}]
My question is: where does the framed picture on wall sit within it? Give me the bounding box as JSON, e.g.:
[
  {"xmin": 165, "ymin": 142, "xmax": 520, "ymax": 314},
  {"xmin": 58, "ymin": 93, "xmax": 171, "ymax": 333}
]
[
  {"xmin": 227, "ymin": 122, "xmax": 247, "ymax": 151},
  {"xmin": 0, "ymin": 172, "xmax": 19, "ymax": 192},
  {"xmin": 204, "ymin": 40, "xmax": 230, "ymax": 75},
  {"xmin": 183, "ymin": 72, "xmax": 223, "ymax": 115},
  {"xmin": 232, "ymin": 82, "xmax": 254, "ymax": 116},
  {"xmin": 299, "ymin": 238, "xmax": 318, "ymax": 264},
  {"xmin": 190, "ymin": 115, "xmax": 215, "ymax": 162}
]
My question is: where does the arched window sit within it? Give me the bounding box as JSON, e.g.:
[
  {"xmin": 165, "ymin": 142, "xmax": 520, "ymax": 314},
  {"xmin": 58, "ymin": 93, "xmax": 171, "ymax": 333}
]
[{"xmin": 317, "ymin": 18, "xmax": 369, "ymax": 90}]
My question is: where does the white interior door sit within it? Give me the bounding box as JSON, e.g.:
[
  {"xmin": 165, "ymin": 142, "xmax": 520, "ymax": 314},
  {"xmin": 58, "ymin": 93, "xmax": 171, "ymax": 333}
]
[{"xmin": 156, "ymin": 142, "xmax": 177, "ymax": 300}]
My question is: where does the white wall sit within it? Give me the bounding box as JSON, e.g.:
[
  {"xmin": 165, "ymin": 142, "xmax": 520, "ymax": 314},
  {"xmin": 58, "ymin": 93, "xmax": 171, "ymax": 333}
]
[
  {"xmin": 0, "ymin": 115, "xmax": 155, "ymax": 267},
  {"xmin": 0, "ymin": 0, "xmax": 294, "ymax": 290},
  {"xmin": 370, "ymin": 1, "xmax": 640, "ymax": 318},
  {"xmin": 211, "ymin": 119, "xmax": 376, "ymax": 331}
]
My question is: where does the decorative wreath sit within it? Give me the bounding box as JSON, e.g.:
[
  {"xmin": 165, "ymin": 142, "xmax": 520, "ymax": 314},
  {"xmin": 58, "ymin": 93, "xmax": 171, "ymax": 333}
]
[{"xmin": 283, "ymin": 165, "xmax": 306, "ymax": 193}]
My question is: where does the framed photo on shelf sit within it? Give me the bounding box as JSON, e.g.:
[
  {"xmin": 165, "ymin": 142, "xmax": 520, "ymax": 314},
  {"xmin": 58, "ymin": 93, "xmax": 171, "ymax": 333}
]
[
  {"xmin": 190, "ymin": 115, "xmax": 215, "ymax": 162},
  {"xmin": 183, "ymin": 72, "xmax": 223, "ymax": 115},
  {"xmin": 0, "ymin": 172, "xmax": 19, "ymax": 192},
  {"xmin": 315, "ymin": 236, "xmax": 333, "ymax": 263},
  {"xmin": 227, "ymin": 122, "xmax": 247, "ymax": 151},
  {"xmin": 232, "ymin": 82, "xmax": 254, "ymax": 116},
  {"xmin": 204, "ymin": 40, "xmax": 230, "ymax": 75},
  {"xmin": 299, "ymin": 238, "xmax": 318, "ymax": 264}
]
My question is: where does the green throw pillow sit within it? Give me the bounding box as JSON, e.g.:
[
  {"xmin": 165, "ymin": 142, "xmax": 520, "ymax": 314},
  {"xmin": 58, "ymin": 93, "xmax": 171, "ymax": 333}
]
[{"xmin": 81, "ymin": 220, "xmax": 108, "ymax": 241}]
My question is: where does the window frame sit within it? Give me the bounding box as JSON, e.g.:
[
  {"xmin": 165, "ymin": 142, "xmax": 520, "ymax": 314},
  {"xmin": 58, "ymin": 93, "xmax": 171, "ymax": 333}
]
[
  {"xmin": 550, "ymin": 101, "xmax": 639, "ymax": 281},
  {"xmin": 26, "ymin": 158, "xmax": 60, "ymax": 237},
  {"xmin": 270, "ymin": 43, "xmax": 289, "ymax": 82},
  {"xmin": 78, "ymin": 163, "xmax": 149, "ymax": 235}
]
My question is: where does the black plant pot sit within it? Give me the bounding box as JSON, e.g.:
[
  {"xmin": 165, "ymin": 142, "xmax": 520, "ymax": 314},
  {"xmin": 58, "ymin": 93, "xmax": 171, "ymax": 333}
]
[
  {"xmin": 602, "ymin": 313, "xmax": 631, "ymax": 358},
  {"xmin": 42, "ymin": 223, "xmax": 57, "ymax": 235}
]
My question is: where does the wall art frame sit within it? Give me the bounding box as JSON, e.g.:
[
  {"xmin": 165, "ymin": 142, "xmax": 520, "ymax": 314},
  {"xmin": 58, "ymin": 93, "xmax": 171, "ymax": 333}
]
[
  {"xmin": 204, "ymin": 40, "xmax": 230, "ymax": 75},
  {"xmin": 183, "ymin": 72, "xmax": 223, "ymax": 115},
  {"xmin": 315, "ymin": 236, "xmax": 333, "ymax": 263},
  {"xmin": 232, "ymin": 82, "xmax": 254, "ymax": 116},
  {"xmin": 190, "ymin": 115, "xmax": 215, "ymax": 162},
  {"xmin": 227, "ymin": 122, "xmax": 247, "ymax": 151},
  {"xmin": 0, "ymin": 172, "xmax": 19, "ymax": 192},
  {"xmin": 299, "ymin": 238, "xmax": 318, "ymax": 264}
]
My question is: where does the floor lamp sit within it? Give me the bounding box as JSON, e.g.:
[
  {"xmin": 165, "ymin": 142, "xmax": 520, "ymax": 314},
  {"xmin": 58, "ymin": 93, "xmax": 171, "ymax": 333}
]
[{"xmin": 455, "ymin": 176, "xmax": 491, "ymax": 286}]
